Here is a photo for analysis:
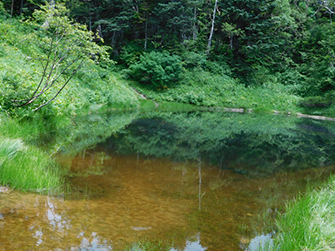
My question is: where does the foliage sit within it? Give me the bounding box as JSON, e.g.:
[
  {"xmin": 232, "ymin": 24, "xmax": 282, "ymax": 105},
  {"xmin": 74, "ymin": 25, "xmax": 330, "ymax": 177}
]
[
  {"xmin": 125, "ymin": 240, "xmax": 171, "ymax": 251},
  {"xmin": 0, "ymin": 1, "xmax": 9, "ymax": 18},
  {"xmin": 10, "ymin": 3, "xmax": 111, "ymax": 111},
  {"xmin": 1, "ymin": 0, "xmax": 335, "ymax": 116},
  {"xmin": 119, "ymin": 41, "xmax": 145, "ymax": 66},
  {"xmin": 269, "ymin": 176, "xmax": 335, "ymax": 250},
  {"xmin": 180, "ymin": 51, "xmax": 207, "ymax": 69},
  {"xmin": 128, "ymin": 67, "xmax": 301, "ymax": 112},
  {"xmin": 125, "ymin": 51, "xmax": 182, "ymax": 89},
  {"xmin": 0, "ymin": 115, "xmax": 63, "ymax": 191},
  {"xmin": 0, "ymin": 16, "xmax": 139, "ymax": 116}
]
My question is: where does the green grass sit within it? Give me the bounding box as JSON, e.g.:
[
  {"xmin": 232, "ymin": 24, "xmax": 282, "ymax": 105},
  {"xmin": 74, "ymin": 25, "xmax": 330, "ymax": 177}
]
[
  {"xmin": 124, "ymin": 240, "xmax": 171, "ymax": 251},
  {"xmin": 0, "ymin": 137, "xmax": 63, "ymax": 191},
  {"xmin": 0, "ymin": 114, "xmax": 63, "ymax": 192},
  {"xmin": 138, "ymin": 99, "xmax": 204, "ymax": 112},
  {"xmin": 267, "ymin": 176, "xmax": 335, "ymax": 250},
  {"xmin": 126, "ymin": 68, "xmax": 302, "ymax": 114}
]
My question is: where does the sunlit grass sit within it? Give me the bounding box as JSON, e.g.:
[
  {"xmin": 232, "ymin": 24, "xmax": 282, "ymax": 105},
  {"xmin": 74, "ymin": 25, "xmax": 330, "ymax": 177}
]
[
  {"xmin": 126, "ymin": 68, "xmax": 302, "ymax": 114},
  {"xmin": 267, "ymin": 176, "xmax": 335, "ymax": 250},
  {"xmin": 124, "ymin": 240, "xmax": 171, "ymax": 251},
  {"xmin": 0, "ymin": 136, "xmax": 63, "ymax": 192},
  {"xmin": 0, "ymin": 115, "xmax": 63, "ymax": 192},
  {"xmin": 0, "ymin": 18, "xmax": 139, "ymax": 117}
]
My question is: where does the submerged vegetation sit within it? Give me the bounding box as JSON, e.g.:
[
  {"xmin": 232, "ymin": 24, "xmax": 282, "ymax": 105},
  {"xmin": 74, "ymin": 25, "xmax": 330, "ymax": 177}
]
[{"xmin": 125, "ymin": 240, "xmax": 171, "ymax": 251}]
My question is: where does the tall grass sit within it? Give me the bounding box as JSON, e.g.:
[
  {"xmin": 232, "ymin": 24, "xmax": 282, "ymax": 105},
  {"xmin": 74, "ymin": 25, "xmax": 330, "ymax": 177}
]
[
  {"xmin": 267, "ymin": 176, "xmax": 335, "ymax": 250},
  {"xmin": 0, "ymin": 136, "xmax": 63, "ymax": 191},
  {"xmin": 0, "ymin": 115, "xmax": 63, "ymax": 192}
]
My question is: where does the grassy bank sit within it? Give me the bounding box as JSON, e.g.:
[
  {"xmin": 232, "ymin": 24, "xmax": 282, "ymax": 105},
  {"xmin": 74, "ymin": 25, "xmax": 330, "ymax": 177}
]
[
  {"xmin": 0, "ymin": 114, "xmax": 63, "ymax": 192},
  {"xmin": 255, "ymin": 176, "xmax": 335, "ymax": 250},
  {"xmin": 124, "ymin": 68, "xmax": 303, "ymax": 114}
]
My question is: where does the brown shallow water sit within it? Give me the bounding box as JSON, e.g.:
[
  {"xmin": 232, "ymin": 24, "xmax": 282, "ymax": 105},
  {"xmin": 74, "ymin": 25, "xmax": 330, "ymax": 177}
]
[{"xmin": 1, "ymin": 151, "xmax": 334, "ymax": 251}]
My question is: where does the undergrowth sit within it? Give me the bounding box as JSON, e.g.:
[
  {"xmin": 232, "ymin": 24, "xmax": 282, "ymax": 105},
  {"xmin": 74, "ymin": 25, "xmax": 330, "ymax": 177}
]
[{"xmin": 127, "ymin": 68, "xmax": 302, "ymax": 113}]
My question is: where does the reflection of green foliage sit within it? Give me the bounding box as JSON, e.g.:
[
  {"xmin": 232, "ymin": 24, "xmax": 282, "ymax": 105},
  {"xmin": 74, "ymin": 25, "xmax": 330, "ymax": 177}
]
[
  {"xmin": 209, "ymin": 178, "xmax": 232, "ymax": 190},
  {"xmin": 66, "ymin": 152, "xmax": 111, "ymax": 178},
  {"xmin": 106, "ymin": 111, "xmax": 335, "ymax": 176},
  {"xmin": 109, "ymin": 117, "xmax": 179, "ymax": 157},
  {"xmin": 34, "ymin": 110, "xmax": 139, "ymax": 155}
]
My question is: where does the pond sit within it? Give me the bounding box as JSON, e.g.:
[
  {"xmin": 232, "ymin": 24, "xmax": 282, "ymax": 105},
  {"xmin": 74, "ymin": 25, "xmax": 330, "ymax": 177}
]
[{"xmin": 1, "ymin": 110, "xmax": 335, "ymax": 251}]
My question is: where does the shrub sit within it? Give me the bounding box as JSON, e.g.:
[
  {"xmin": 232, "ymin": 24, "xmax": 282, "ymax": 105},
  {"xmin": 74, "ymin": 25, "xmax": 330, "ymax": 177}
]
[{"xmin": 126, "ymin": 51, "xmax": 182, "ymax": 89}]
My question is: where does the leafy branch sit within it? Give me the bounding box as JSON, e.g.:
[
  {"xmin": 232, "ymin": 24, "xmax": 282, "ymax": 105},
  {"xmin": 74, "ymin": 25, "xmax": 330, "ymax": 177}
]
[{"xmin": 12, "ymin": 3, "xmax": 111, "ymax": 111}]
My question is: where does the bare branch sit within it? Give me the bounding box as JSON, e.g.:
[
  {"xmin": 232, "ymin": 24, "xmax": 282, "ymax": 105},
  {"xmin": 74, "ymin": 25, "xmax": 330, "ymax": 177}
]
[
  {"xmin": 12, "ymin": 37, "xmax": 55, "ymax": 106},
  {"xmin": 33, "ymin": 58, "xmax": 85, "ymax": 111}
]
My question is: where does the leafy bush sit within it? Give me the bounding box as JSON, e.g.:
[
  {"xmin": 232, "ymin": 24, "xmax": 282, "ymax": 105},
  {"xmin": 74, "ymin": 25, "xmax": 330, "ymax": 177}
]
[
  {"xmin": 203, "ymin": 60, "xmax": 232, "ymax": 76},
  {"xmin": 119, "ymin": 41, "xmax": 144, "ymax": 66},
  {"xmin": 126, "ymin": 51, "xmax": 182, "ymax": 89}
]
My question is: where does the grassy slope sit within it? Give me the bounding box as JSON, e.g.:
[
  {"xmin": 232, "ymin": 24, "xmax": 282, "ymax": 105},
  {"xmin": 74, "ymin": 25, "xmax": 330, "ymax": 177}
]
[
  {"xmin": 0, "ymin": 18, "xmax": 139, "ymax": 116},
  {"xmin": 124, "ymin": 67, "xmax": 304, "ymax": 114}
]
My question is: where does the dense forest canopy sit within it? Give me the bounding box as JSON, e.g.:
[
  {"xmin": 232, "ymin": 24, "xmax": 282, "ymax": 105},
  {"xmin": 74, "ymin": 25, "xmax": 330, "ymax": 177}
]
[{"xmin": 1, "ymin": 0, "xmax": 335, "ymax": 114}]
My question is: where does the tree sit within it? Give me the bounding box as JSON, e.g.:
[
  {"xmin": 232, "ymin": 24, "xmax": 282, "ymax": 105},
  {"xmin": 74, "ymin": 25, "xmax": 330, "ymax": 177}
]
[
  {"xmin": 207, "ymin": 0, "xmax": 218, "ymax": 54},
  {"xmin": 12, "ymin": 3, "xmax": 110, "ymax": 111}
]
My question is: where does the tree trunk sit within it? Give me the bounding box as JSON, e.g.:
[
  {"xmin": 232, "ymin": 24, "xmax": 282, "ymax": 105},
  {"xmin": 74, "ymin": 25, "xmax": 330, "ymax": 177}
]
[
  {"xmin": 11, "ymin": 0, "xmax": 14, "ymax": 18},
  {"xmin": 207, "ymin": 0, "xmax": 218, "ymax": 54},
  {"xmin": 20, "ymin": 0, "xmax": 23, "ymax": 16},
  {"xmin": 144, "ymin": 16, "xmax": 148, "ymax": 51},
  {"xmin": 89, "ymin": 2, "xmax": 92, "ymax": 32}
]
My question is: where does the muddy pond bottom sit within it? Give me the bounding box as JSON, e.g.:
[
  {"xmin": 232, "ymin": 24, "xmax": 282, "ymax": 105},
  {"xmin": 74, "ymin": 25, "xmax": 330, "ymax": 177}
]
[{"xmin": 1, "ymin": 153, "xmax": 334, "ymax": 251}]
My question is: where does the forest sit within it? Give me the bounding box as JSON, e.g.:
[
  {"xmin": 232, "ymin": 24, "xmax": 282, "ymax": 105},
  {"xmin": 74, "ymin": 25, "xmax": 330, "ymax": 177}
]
[{"xmin": 0, "ymin": 0, "xmax": 335, "ymax": 116}]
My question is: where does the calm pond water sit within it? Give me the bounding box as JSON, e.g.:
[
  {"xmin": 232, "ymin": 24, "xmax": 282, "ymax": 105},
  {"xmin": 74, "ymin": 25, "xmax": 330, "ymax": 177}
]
[{"xmin": 1, "ymin": 111, "xmax": 335, "ymax": 251}]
